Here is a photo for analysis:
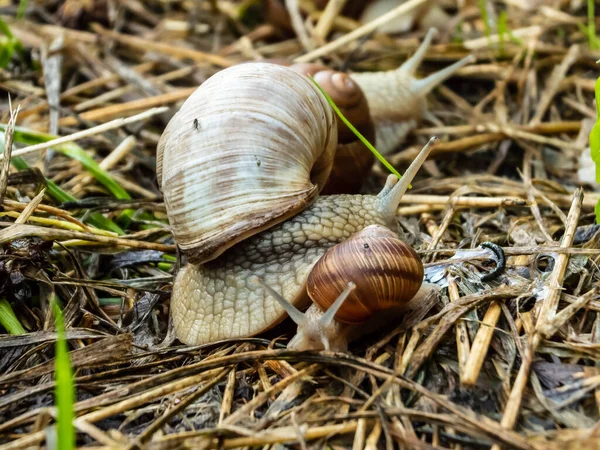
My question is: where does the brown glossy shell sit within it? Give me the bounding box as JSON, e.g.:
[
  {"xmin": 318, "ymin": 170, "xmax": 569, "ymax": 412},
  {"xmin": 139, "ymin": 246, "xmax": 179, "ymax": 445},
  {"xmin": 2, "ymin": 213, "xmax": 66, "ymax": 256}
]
[
  {"xmin": 306, "ymin": 225, "xmax": 424, "ymax": 324},
  {"xmin": 288, "ymin": 63, "xmax": 375, "ymax": 194}
]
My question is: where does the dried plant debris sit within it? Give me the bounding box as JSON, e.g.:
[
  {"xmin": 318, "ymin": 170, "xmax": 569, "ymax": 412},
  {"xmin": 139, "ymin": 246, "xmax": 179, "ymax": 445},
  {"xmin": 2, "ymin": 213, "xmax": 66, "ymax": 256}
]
[{"xmin": 0, "ymin": 1, "xmax": 599, "ymax": 449}]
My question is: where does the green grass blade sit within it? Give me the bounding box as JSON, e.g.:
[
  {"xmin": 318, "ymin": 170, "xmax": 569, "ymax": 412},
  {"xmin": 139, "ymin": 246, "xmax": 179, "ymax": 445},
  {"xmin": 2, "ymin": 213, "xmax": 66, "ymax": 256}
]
[
  {"xmin": 478, "ymin": 0, "xmax": 491, "ymax": 45},
  {"xmin": 17, "ymin": 0, "xmax": 28, "ymax": 19},
  {"xmin": 589, "ymin": 0, "xmax": 599, "ymax": 50},
  {"xmin": 57, "ymin": 143, "xmax": 131, "ymax": 200},
  {"xmin": 0, "ymin": 125, "xmax": 131, "ymax": 199},
  {"xmin": 309, "ymin": 75, "xmax": 404, "ymax": 182},
  {"xmin": 0, "ymin": 133, "xmax": 125, "ymax": 234},
  {"xmin": 0, "ymin": 298, "xmax": 26, "ymax": 334},
  {"xmin": 52, "ymin": 298, "xmax": 75, "ymax": 450},
  {"xmin": 591, "ymin": 77, "xmax": 600, "ymax": 184},
  {"xmin": 0, "ymin": 16, "xmax": 15, "ymax": 39}
]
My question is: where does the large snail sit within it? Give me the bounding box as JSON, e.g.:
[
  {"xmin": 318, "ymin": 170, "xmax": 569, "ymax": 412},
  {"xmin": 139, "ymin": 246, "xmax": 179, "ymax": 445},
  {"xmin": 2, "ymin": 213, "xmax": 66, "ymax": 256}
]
[{"xmin": 157, "ymin": 55, "xmax": 449, "ymax": 347}]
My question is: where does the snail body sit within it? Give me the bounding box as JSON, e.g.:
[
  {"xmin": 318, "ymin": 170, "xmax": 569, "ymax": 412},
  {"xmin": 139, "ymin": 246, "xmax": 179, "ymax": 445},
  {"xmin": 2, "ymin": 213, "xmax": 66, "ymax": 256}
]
[
  {"xmin": 348, "ymin": 28, "xmax": 473, "ymax": 155},
  {"xmin": 257, "ymin": 224, "xmax": 426, "ymax": 351},
  {"xmin": 158, "ymin": 62, "xmax": 439, "ymax": 347}
]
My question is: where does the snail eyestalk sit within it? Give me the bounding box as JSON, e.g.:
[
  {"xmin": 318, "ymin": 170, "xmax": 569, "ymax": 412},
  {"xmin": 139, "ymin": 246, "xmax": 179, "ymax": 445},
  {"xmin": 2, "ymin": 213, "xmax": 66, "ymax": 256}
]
[
  {"xmin": 411, "ymin": 54, "xmax": 476, "ymax": 97},
  {"xmin": 400, "ymin": 27, "xmax": 438, "ymax": 75},
  {"xmin": 377, "ymin": 136, "xmax": 438, "ymax": 221},
  {"xmin": 319, "ymin": 282, "xmax": 356, "ymax": 328},
  {"xmin": 252, "ymin": 277, "xmax": 307, "ymax": 326}
]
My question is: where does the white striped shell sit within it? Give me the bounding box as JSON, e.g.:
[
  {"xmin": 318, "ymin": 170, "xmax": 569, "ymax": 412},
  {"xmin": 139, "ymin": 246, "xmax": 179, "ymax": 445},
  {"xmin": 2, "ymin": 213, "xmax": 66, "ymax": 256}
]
[{"xmin": 157, "ymin": 62, "xmax": 337, "ymax": 264}]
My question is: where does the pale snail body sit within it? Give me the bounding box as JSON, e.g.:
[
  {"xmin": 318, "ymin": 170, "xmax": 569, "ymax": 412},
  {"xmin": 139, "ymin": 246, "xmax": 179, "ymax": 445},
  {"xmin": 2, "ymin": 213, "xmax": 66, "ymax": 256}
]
[
  {"xmin": 158, "ymin": 62, "xmax": 441, "ymax": 347},
  {"xmin": 172, "ymin": 195, "xmax": 390, "ymax": 345},
  {"xmin": 348, "ymin": 28, "xmax": 474, "ymax": 156}
]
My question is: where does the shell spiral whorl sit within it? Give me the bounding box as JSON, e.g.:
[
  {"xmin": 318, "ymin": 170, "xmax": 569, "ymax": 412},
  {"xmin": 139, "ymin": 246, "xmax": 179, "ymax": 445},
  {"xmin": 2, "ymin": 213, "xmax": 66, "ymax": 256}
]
[
  {"xmin": 306, "ymin": 224, "xmax": 424, "ymax": 324},
  {"xmin": 156, "ymin": 62, "xmax": 338, "ymax": 264},
  {"xmin": 287, "ymin": 63, "xmax": 375, "ymax": 194}
]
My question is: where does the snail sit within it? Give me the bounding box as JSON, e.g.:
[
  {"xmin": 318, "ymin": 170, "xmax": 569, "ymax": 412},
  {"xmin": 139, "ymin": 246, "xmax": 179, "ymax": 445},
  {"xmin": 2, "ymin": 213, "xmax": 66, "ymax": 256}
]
[
  {"xmin": 254, "ymin": 224, "xmax": 429, "ymax": 351},
  {"xmin": 264, "ymin": 28, "xmax": 474, "ymax": 192},
  {"xmin": 346, "ymin": 27, "xmax": 473, "ymax": 156},
  {"xmin": 157, "ymin": 61, "xmax": 439, "ymax": 347}
]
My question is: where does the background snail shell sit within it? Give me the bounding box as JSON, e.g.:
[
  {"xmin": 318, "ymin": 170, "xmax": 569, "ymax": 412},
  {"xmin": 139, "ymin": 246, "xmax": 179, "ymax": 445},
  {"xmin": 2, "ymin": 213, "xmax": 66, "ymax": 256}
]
[
  {"xmin": 156, "ymin": 62, "xmax": 337, "ymax": 264},
  {"xmin": 306, "ymin": 224, "xmax": 423, "ymax": 323},
  {"xmin": 286, "ymin": 62, "xmax": 375, "ymax": 194}
]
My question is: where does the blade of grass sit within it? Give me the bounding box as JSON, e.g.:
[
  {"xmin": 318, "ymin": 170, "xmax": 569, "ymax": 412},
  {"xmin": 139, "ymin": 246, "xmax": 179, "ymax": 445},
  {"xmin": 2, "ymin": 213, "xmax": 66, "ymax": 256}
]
[
  {"xmin": 309, "ymin": 75, "xmax": 405, "ymax": 182},
  {"xmin": 478, "ymin": 0, "xmax": 491, "ymax": 46},
  {"xmin": 589, "ymin": 0, "xmax": 599, "ymax": 50},
  {"xmin": 0, "ymin": 125, "xmax": 130, "ymax": 199},
  {"xmin": 52, "ymin": 296, "xmax": 76, "ymax": 450},
  {"xmin": 0, "ymin": 135, "xmax": 124, "ymax": 234},
  {"xmin": 591, "ymin": 75, "xmax": 600, "ymax": 223},
  {"xmin": 0, "ymin": 298, "xmax": 26, "ymax": 334},
  {"xmin": 17, "ymin": 0, "xmax": 28, "ymax": 19}
]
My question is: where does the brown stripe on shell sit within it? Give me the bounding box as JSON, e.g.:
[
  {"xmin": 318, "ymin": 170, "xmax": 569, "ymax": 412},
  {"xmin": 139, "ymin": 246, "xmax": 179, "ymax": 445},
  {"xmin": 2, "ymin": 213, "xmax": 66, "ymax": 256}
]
[{"xmin": 306, "ymin": 225, "xmax": 423, "ymax": 324}]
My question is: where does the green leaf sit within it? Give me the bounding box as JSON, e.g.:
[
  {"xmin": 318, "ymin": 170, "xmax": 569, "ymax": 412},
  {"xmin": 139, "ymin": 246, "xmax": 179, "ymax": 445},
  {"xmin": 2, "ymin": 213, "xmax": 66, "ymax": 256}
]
[
  {"xmin": 0, "ymin": 298, "xmax": 26, "ymax": 334},
  {"xmin": 309, "ymin": 75, "xmax": 405, "ymax": 182},
  {"xmin": 52, "ymin": 298, "xmax": 75, "ymax": 450},
  {"xmin": 591, "ymin": 77, "xmax": 600, "ymax": 184},
  {"xmin": 17, "ymin": 0, "xmax": 28, "ymax": 19}
]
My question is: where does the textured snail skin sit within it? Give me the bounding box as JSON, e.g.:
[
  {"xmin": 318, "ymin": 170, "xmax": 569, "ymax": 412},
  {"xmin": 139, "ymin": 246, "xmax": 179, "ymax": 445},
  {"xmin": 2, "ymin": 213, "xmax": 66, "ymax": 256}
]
[
  {"xmin": 170, "ymin": 134, "xmax": 438, "ymax": 346},
  {"xmin": 172, "ymin": 195, "xmax": 389, "ymax": 345}
]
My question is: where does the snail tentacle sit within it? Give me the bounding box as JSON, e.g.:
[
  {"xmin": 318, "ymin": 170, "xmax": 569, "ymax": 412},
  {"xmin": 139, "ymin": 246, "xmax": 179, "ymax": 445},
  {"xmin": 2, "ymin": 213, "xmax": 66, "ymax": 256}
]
[
  {"xmin": 319, "ymin": 282, "xmax": 356, "ymax": 328},
  {"xmin": 400, "ymin": 27, "xmax": 438, "ymax": 75},
  {"xmin": 376, "ymin": 136, "xmax": 438, "ymax": 222},
  {"xmin": 411, "ymin": 54, "xmax": 476, "ymax": 97}
]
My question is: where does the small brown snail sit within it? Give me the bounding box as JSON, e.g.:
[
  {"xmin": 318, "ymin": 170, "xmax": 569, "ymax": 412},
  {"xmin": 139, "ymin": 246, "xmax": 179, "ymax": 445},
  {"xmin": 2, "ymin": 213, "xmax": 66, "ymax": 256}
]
[
  {"xmin": 157, "ymin": 61, "xmax": 440, "ymax": 347},
  {"xmin": 254, "ymin": 224, "xmax": 428, "ymax": 351}
]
